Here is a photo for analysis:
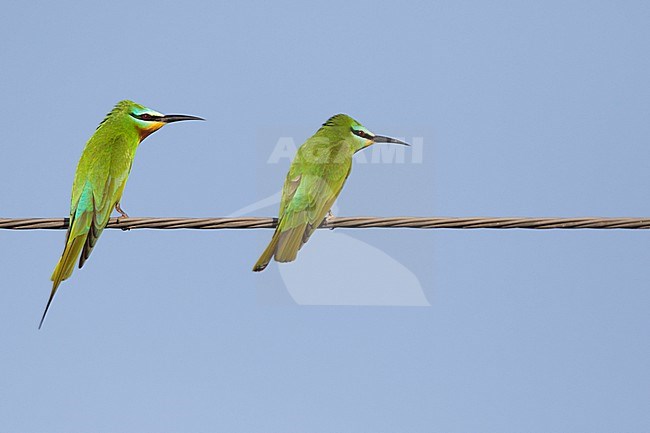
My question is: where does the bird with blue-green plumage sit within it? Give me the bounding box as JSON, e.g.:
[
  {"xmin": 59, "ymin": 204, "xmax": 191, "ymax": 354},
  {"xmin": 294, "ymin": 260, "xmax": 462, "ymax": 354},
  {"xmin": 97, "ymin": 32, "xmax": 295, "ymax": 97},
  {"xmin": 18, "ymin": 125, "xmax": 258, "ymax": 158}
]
[
  {"xmin": 40, "ymin": 100, "xmax": 203, "ymax": 328},
  {"xmin": 253, "ymin": 114, "xmax": 409, "ymax": 272}
]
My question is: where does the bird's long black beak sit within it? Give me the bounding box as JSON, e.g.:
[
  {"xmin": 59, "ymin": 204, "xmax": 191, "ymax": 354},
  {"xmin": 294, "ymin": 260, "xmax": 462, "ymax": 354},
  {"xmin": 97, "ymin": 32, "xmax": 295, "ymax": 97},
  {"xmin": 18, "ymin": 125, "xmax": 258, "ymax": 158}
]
[
  {"xmin": 161, "ymin": 114, "xmax": 205, "ymax": 123},
  {"xmin": 372, "ymin": 135, "xmax": 410, "ymax": 146}
]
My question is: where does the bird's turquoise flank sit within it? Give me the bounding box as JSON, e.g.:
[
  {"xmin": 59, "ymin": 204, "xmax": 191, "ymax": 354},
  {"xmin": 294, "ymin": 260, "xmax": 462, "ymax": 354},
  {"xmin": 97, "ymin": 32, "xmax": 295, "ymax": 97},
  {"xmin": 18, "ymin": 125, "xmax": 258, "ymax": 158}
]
[
  {"xmin": 253, "ymin": 114, "xmax": 409, "ymax": 272},
  {"xmin": 39, "ymin": 100, "xmax": 204, "ymax": 329}
]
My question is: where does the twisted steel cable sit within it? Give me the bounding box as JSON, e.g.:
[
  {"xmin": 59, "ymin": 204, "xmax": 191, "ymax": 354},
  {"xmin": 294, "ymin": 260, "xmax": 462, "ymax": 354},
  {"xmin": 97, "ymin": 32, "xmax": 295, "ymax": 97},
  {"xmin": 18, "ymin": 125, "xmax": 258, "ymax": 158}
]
[{"xmin": 1, "ymin": 216, "xmax": 650, "ymax": 230}]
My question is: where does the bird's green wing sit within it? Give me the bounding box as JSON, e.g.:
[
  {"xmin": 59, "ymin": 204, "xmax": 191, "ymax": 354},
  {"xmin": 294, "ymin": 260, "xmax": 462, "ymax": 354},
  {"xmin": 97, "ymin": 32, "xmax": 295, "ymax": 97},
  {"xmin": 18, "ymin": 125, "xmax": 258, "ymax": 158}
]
[
  {"xmin": 278, "ymin": 172, "xmax": 301, "ymax": 220},
  {"xmin": 277, "ymin": 176, "xmax": 334, "ymax": 250},
  {"xmin": 78, "ymin": 174, "xmax": 124, "ymax": 268},
  {"xmin": 273, "ymin": 163, "xmax": 351, "ymax": 263},
  {"xmin": 253, "ymin": 137, "xmax": 353, "ymax": 271},
  {"xmin": 254, "ymin": 172, "xmax": 343, "ymax": 271},
  {"xmin": 50, "ymin": 173, "xmax": 124, "ymax": 279}
]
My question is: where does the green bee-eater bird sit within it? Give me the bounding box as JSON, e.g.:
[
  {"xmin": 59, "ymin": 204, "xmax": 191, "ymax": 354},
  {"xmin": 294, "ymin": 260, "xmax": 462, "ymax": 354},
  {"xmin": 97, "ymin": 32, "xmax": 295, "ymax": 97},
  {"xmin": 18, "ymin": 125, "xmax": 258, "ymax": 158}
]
[
  {"xmin": 253, "ymin": 114, "xmax": 409, "ymax": 272},
  {"xmin": 40, "ymin": 100, "xmax": 203, "ymax": 328}
]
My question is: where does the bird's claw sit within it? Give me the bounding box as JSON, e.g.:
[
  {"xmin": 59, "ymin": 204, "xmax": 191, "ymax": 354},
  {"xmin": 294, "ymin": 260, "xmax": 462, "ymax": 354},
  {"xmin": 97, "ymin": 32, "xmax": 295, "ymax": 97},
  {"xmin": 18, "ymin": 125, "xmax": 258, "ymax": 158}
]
[
  {"xmin": 325, "ymin": 210, "xmax": 336, "ymax": 230},
  {"xmin": 115, "ymin": 202, "xmax": 129, "ymax": 219},
  {"xmin": 115, "ymin": 203, "xmax": 131, "ymax": 230}
]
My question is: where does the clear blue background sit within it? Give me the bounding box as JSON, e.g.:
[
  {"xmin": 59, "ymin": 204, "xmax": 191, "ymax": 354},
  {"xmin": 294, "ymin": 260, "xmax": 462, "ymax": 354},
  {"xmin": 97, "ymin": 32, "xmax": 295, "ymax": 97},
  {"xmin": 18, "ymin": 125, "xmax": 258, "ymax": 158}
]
[{"xmin": 1, "ymin": 1, "xmax": 649, "ymax": 431}]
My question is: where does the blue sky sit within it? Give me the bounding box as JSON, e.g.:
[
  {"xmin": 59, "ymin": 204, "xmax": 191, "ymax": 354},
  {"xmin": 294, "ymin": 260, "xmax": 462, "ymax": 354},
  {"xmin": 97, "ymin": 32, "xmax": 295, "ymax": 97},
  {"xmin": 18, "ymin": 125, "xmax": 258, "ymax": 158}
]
[{"xmin": 1, "ymin": 1, "xmax": 649, "ymax": 432}]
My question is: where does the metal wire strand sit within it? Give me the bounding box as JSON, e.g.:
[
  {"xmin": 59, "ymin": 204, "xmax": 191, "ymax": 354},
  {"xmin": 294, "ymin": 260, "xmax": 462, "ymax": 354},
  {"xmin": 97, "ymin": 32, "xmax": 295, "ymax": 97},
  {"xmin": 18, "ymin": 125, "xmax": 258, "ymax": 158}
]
[{"xmin": 1, "ymin": 216, "xmax": 650, "ymax": 230}]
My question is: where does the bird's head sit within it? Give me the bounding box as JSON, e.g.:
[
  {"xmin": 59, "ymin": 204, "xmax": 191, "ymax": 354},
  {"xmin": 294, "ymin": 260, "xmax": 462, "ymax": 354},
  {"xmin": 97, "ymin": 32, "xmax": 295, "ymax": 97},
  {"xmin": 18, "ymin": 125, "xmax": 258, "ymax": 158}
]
[
  {"xmin": 320, "ymin": 114, "xmax": 410, "ymax": 152},
  {"xmin": 106, "ymin": 100, "xmax": 204, "ymax": 140}
]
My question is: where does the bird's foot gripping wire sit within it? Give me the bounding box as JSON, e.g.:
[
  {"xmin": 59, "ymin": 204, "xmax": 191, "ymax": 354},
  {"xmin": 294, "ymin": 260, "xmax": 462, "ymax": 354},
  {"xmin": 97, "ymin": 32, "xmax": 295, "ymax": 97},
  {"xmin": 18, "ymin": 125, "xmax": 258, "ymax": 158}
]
[
  {"xmin": 325, "ymin": 210, "xmax": 336, "ymax": 230},
  {"xmin": 115, "ymin": 202, "xmax": 131, "ymax": 231}
]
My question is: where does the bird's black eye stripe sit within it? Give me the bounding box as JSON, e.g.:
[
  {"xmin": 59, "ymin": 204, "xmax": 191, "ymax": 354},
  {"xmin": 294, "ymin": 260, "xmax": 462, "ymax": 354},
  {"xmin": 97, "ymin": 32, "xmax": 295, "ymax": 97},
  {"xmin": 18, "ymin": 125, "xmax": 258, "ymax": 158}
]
[
  {"xmin": 351, "ymin": 128, "xmax": 372, "ymax": 139},
  {"xmin": 130, "ymin": 112, "xmax": 160, "ymax": 121}
]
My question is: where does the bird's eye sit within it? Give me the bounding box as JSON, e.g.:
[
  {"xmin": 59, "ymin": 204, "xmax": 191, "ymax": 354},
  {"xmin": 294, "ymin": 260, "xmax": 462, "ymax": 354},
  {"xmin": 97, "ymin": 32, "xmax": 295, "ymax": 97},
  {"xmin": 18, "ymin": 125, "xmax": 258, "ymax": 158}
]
[{"xmin": 352, "ymin": 128, "xmax": 371, "ymax": 139}]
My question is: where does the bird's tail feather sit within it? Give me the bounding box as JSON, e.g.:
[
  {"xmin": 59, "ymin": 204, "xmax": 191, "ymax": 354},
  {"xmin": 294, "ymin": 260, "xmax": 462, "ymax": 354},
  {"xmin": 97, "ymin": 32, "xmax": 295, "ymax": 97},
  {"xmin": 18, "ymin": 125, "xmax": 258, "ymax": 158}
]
[
  {"xmin": 39, "ymin": 235, "xmax": 85, "ymax": 328},
  {"xmin": 274, "ymin": 226, "xmax": 305, "ymax": 263},
  {"xmin": 253, "ymin": 223, "xmax": 310, "ymax": 272},
  {"xmin": 253, "ymin": 231, "xmax": 281, "ymax": 272}
]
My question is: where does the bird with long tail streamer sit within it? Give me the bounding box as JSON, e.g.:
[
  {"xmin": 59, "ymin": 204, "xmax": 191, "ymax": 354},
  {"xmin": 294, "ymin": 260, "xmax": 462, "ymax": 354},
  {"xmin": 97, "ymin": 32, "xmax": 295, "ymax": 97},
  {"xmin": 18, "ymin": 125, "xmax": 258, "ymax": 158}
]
[{"xmin": 40, "ymin": 100, "xmax": 204, "ymax": 328}]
